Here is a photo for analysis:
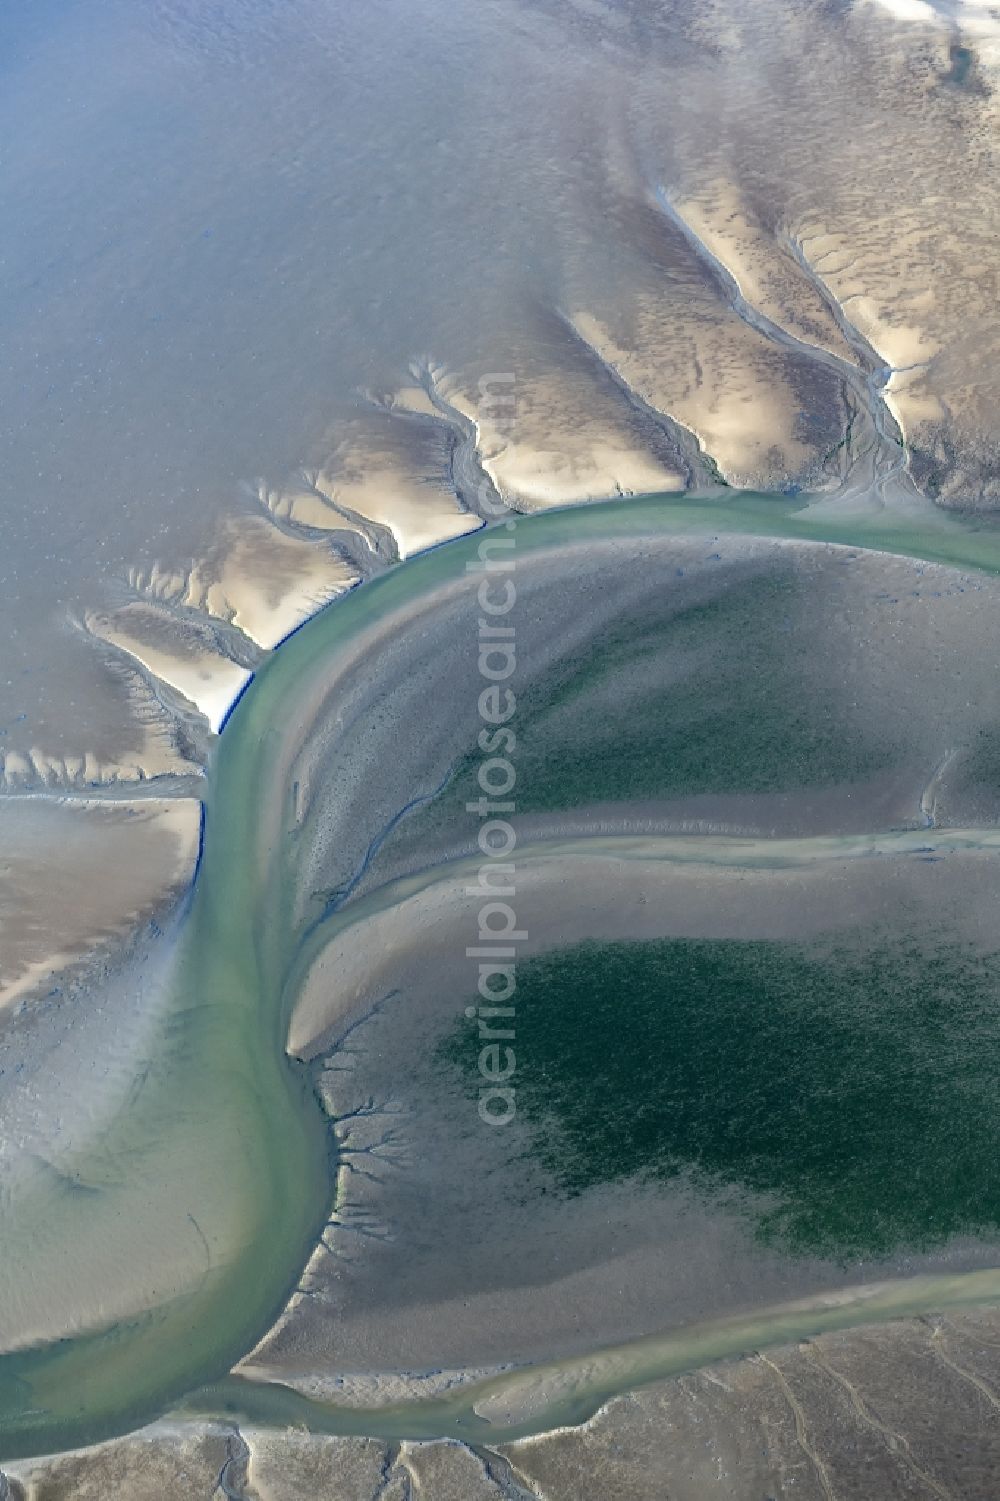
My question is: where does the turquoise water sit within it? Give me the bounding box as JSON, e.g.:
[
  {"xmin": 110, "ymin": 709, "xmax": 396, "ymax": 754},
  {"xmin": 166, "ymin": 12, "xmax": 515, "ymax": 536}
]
[{"xmin": 5, "ymin": 490, "xmax": 1000, "ymax": 1457}]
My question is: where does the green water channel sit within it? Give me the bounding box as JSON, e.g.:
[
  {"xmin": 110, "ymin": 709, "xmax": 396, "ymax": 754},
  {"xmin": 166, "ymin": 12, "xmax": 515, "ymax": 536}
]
[{"xmin": 4, "ymin": 489, "xmax": 1000, "ymax": 1458}]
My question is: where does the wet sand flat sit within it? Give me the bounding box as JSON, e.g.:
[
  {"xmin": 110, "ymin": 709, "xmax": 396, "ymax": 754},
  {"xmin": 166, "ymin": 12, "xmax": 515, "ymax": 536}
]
[
  {"xmin": 6, "ymin": 0, "xmax": 1000, "ymax": 1488},
  {"xmin": 261, "ymin": 836, "xmax": 1000, "ymax": 1381},
  {"xmin": 3, "ymin": 0, "xmax": 1000, "ymax": 799},
  {"xmin": 0, "ymin": 797, "xmax": 200, "ymax": 1015},
  {"xmin": 3, "ymin": 501, "xmax": 1000, "ymax": 1470},
  {"xmin": 9, "ymin": 1300, "xmax": 1000, "ymax": 1498}
]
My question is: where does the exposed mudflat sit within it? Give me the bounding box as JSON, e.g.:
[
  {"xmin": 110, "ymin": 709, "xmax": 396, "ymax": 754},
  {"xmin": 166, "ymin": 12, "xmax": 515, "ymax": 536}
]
[
  {"xmin": 6, "ymin": 0, "xmax": 1000, "ymax": 1489},
  {"xmin": 8, "ymin": 1304, "xmax": 1000, "ymax": 1498},
  {"xmin": 0, "ymin": 797, "xmax": 199, "ymax": 1015},
  {"xmin": 6, "ymin": 506, "xmax": 1000, "ymax": 1481},
  {"xmin": 5, "ymin": 0, "xmax": 1000, "ymax": 797}
]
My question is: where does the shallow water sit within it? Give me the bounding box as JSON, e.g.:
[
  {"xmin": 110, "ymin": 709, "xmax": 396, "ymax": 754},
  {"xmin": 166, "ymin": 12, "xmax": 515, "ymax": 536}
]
[
  {"xmin": 4, "ymin": 0, "xmax": 1000, "ymax": 780},
  {"xmin": 5, "ymin": 494, "xmax": 1000, "ymax": 1456},
  {"xmin": 178, "ymin": 1266, "xmax": 1000, "ymax": 1443},
  {"xmin": 5, "ymin": 0, "xmax": 1000, "ymax": 1479}
]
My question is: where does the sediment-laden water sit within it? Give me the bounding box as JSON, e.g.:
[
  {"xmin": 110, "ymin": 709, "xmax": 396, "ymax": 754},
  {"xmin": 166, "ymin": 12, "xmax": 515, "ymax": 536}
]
[{"xmin": 5, "ymin": 493, "xmax": 1000, "ymax": 1457}]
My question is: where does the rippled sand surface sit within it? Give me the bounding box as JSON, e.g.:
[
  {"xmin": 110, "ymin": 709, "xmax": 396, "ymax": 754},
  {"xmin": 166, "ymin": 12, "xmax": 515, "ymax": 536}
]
[
  {"xmin": 5, "ymin": 0, "xmax": 1000, "ymax": 1491},
  {"xmin": 0, "ymin": 798, "xmax": 199, "ymax": 1013},
  {"xmin": 8, "ymin": 1304, "xmax": 1000, "ymax": 1498},
  {"xmin": 2, "ymin": 0, "xmax": 1000, "ymax": 791}
]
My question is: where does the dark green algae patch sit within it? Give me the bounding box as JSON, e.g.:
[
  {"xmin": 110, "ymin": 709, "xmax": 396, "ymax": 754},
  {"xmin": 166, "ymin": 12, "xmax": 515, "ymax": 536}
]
[{"xmin": 442, "ymin": 933, "xmax": 1000, "ymax": 1261}]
